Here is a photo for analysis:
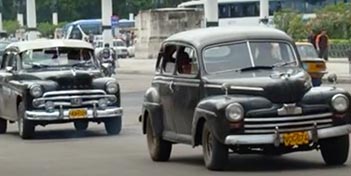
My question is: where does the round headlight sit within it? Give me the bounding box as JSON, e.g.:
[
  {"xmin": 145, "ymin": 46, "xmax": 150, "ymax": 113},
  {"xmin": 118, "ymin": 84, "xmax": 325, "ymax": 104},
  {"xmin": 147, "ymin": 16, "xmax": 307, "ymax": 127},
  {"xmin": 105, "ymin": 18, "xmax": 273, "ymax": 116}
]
[
  {"xmin": 225, "ymin": 103, "xmax": 244, "ymax": 122},
  {"xmin": 106, "ymin": 82, "xmax": 118, "ymax": 94},
  {"xmin": 30, "ymin": 85, "xmax": 43, "ymax": 98},
  {"xmin": 331, "ymin": 94, "xmax": 349, "ymax": 113},
  {"xmin": 98, "ymin": 98, "xmax": 108, "ymax": 109}
]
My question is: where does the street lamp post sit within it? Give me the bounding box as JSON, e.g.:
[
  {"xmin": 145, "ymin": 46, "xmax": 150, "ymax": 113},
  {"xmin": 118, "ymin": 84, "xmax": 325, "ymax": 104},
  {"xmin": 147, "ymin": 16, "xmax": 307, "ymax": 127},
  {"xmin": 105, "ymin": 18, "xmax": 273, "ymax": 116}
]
[
  {"xmin": 204, "ymin": 0, "xmax": 219, "ymax": 27},
  {"xmin": 51, "ymin": 0, "xmax": 58, "ymax": 25},
  {"xmin": 101, "ymin": 0, "xmax": 113, "ymax": 46},
  {"xmin": 16, "ymin": 0, "xmax": 24, "ymax": 27},
  {"xmin": 26, "ymin": 0, "xmax": 38, "ymax": 40},
  {"xmin": 259, "ymin": 0, "xmax": 269, "ymax": 25},
  {"xmin": 0, "ymin": 0, "xmax": 3, "ymax": 32}
]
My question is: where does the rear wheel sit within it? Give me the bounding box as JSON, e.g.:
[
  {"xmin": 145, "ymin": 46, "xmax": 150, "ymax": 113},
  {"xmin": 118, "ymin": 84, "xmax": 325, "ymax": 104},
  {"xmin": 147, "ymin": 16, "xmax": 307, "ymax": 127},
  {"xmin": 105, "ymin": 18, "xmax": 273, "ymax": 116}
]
[
  {"xmin": 74, "ymin": 121, "xmax": 89, "ymax": 132},
  {"xmin": 104, "ymin": 117, "xmax": 122, "ymax": 135},
  {"xmin": 0, "ymin": 117, "xmax": 7, "ymax": 134},
  {"xmin": 146, "ymin": 117, "xmax": 172, "ymax": 161},
  {"xmin": 320, "ymin": 135, "xmax": 349, "ymax": 165},
  {"xmin": 17, "ymin": 102, "xmax": 35, "ymax": 139},
  {"xmin": 202, "ymin": 122, "xmax": 228, "ymax": 171}
]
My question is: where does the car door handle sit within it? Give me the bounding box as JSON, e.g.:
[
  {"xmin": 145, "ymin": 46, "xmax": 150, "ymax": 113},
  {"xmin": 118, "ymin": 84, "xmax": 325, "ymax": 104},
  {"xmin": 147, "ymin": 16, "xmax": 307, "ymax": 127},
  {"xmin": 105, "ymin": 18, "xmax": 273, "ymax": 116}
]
[{"xmin": 169, "ymin": 81, "xmax": 174, "ymax": 93}]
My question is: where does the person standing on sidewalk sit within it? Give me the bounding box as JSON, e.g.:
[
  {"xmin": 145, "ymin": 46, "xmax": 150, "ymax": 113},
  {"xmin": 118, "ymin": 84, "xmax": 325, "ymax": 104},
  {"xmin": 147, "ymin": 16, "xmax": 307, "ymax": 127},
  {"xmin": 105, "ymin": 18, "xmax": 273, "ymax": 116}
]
[{"xmin": 315, "ymin": 30, "xmax": 329, "ymax": 61}]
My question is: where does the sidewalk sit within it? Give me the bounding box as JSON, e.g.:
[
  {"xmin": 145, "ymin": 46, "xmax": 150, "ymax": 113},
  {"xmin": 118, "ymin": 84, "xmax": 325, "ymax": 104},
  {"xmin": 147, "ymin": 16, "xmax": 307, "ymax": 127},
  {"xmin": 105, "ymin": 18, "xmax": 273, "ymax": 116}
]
[{"xmin": 116, "ymin": 58, "xmax": 351, "ymax": 83}]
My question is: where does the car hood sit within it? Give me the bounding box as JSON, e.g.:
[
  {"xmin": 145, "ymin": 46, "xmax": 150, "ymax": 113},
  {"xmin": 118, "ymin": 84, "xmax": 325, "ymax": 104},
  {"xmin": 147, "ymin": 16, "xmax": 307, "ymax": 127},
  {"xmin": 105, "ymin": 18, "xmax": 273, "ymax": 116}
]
[
  {"xmin": 203, "ymin": 68, "xmax": 312, "ymax": 103},
  {"xmin": 17, "ymin": 69, "xmax": 102, "ymax": 90}
]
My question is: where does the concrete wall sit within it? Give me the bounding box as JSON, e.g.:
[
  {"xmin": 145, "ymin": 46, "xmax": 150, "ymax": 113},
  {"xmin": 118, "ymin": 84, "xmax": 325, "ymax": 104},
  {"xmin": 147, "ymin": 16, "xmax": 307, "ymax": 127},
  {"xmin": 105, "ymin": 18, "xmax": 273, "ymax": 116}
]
[{"xmin": 135, "ymin": 8, "xmax": 204, "ymax": 59}]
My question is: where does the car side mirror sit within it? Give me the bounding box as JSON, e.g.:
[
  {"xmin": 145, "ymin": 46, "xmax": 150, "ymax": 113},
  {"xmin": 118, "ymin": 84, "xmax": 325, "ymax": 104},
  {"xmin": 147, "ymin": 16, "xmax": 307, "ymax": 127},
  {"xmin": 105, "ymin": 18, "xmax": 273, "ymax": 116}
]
[{"xmin": 6, "ymin": 66, "xmax": 14, "ymax": 73}]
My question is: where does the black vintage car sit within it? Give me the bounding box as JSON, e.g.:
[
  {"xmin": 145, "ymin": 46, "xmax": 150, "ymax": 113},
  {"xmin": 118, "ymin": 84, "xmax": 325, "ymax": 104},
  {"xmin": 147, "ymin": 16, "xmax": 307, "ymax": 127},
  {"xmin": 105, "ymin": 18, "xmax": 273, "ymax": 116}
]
[
  {"xmin": 0, "ymin": 39, "xmax": 123, "ymax": 139},
  {"xmin": 140, "ymin": 27, "xmax": 351, "ymax": 170}
]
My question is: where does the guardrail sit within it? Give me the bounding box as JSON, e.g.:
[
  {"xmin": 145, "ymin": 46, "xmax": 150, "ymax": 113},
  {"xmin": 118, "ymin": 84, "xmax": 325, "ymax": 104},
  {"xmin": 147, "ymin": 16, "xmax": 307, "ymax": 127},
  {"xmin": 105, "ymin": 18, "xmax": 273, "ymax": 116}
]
[{"xmin": 329, "ymin": 43, "xmax": 351, "ymax": 58}]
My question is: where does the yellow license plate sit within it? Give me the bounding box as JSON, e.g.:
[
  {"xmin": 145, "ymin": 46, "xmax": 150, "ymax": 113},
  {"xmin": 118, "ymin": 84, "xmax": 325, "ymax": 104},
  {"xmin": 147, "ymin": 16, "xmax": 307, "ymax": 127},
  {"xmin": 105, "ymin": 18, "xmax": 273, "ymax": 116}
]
[
  {"xmin": 69, "ymin": 109, "xmax": 87, "ymax": 119},
  {"xmin": 308, "ymin": 63, "xmax": 326, "ymax": 73},
  {"xmin": 282, "ymin": 131, "xmax": 309, "ymax": 146}
]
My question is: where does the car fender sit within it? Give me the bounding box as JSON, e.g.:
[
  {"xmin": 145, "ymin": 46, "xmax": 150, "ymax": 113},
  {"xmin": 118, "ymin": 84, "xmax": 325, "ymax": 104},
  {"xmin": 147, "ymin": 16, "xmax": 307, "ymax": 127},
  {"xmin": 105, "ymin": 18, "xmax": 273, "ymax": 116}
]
[{"xmin": 141, "ymin": 87, "xmax": 163, "ymax": 137}]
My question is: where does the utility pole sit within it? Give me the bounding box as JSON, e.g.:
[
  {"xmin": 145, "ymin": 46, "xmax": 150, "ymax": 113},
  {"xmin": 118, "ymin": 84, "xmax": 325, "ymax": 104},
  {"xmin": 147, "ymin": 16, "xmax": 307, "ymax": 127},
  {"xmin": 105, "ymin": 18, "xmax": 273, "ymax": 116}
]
[
  {"xmin": 101, "ymin": 0, "xmax": 113, "ymax": 46},
  {"xmin": 26, "ymin": 0, "xmax": 38, "ymax": 40},
  {"xmin": 204, "ymin": 0, "xmax": 219, "ymax": 27}
]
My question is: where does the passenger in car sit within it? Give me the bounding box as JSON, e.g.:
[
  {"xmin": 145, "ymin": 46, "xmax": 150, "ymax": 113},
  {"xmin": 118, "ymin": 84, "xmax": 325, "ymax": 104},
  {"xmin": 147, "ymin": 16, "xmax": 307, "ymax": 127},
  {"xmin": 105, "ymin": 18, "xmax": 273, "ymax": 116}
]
[{"xmin": 177, "ymin": 50, "xmax": 191, "ymax": 74}]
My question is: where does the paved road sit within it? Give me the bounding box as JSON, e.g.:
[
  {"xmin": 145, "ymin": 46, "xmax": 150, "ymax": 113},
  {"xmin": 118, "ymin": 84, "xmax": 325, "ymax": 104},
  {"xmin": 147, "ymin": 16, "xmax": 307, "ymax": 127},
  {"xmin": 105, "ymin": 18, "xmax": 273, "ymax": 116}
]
[{"xmin": 0, "ymin": 74, "xmax": 350, "ymax": 176}]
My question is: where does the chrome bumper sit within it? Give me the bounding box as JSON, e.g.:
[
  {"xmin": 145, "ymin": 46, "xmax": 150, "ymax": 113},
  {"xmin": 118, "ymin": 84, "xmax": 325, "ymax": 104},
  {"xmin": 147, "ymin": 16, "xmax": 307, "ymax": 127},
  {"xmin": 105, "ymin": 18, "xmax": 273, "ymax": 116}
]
[
  {"xmin": 25, "ymin": 107, "xmax": 123, "ymax": 121},
  {"xmin": 224, "ymin": 125, "xmax": 351, "ymax": 146}
]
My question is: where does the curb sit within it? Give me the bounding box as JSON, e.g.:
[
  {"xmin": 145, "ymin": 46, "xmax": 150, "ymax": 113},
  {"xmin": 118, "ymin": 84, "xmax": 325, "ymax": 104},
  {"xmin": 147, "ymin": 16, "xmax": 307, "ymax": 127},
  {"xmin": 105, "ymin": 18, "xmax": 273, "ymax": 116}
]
[
  {"xmin": 117, "ymin": 70, "xmax": 154, "ymax": 75},
  {"xmin": 322, "ymin": 76, "xmax": 351, "ymax": 84}
]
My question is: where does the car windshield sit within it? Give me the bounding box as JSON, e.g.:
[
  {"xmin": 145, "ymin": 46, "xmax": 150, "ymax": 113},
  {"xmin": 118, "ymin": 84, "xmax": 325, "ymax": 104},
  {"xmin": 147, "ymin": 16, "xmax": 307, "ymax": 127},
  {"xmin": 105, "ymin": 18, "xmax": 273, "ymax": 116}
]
[
  {"xmin": 22, "ymin": 47, "xmax": 98, "ymax": 70},
  {"xmin": 203, "ymin": 41, "xmax": 297, "ymax": 74},
  {"xmin": 113, "ymin": 40, "xmax": 126, "ymax": 47},
  {"xmin": 297, "ymin": 44, "xmax": 319, "ymax": 59}
]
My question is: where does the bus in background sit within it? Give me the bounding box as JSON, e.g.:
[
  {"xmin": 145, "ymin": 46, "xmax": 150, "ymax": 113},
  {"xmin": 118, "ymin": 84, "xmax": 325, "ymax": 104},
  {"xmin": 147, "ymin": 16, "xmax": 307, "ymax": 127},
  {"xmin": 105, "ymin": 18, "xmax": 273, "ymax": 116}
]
[
  {"xmin": 177, "ymin": 0, "xmax": 351, "ymax": 26},
  {"xmin": 62, "ymin": 19, "xmax": 135, "ymax": 40}
]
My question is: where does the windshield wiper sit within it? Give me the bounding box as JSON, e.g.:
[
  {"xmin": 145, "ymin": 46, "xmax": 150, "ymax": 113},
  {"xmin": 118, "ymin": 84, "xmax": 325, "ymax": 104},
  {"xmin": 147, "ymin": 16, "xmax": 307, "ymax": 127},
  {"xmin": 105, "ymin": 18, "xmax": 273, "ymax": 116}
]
[
  {"xmin": 273, "ymin": 61, "xmax": 296, "ymax": 67},
  {"xmin": 71, "ymin": 60, "xmax": 93, "ymax": 67},
  {"xmin": 237, "ymin": 66, "xmax": 274, "ymax": 72},
  {"xmin": 30, "ymin": 63, "xmax": 50, "ymax": 69}
]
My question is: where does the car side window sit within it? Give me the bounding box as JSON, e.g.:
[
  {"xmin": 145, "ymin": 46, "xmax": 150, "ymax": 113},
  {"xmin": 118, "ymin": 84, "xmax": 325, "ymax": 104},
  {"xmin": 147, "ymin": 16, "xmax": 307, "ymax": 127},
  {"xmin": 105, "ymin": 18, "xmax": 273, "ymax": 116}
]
[
  {"xmin": 6, "ymin": 54, "xmax": 16, "ymax": 69},
  {"xmin": 161, "ymin": 44, "xmax": 177, "ymax": 75},
  {"xmin": 176, "ymin": 46, "xmax": 198, "ymax": 76}
]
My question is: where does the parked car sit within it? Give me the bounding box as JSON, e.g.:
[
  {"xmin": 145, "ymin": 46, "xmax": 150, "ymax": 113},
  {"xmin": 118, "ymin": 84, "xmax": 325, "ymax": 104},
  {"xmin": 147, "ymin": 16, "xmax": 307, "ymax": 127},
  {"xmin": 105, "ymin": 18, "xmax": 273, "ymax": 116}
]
[
  {"xmin": 0, "ymin": 39, "xmax": 123, "ymax": 139},
  {"xmin": 0, "ymin": 41, "xmax": 11, "ymax": 62},
  {"xmin": 112, "ymin": 39, "xmax": 128, "ymax": 58},
  {"xmin": 139, "ymin": 27, "xmax": 351, "ymax": 170},
  {"xmin": 296, "ymin": 42, "xmax": 327, "ymax": 86}
]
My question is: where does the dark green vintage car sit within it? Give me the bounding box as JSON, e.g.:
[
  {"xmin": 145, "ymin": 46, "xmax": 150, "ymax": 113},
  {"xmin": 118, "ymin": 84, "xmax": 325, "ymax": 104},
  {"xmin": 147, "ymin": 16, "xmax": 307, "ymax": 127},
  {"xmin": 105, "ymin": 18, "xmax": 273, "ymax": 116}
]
[
  {"xmin": 0, "ymin": 39, "xmax": 123, "ymax": 139},
  {"xmin": 140, "ymin": 27, "xmax": 351, "ymax": 170}
]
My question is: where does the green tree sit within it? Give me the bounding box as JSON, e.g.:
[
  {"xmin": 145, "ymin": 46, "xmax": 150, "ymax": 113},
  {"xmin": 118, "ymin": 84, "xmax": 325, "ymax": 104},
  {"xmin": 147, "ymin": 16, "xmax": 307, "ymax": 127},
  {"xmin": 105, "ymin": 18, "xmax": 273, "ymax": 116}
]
[
  {"xmin": 3, "ymin": 20, "xmax": 20, "ymax": 34},
  {"xmin": 273, "ymin": 9, "xmax": 307, "ymax": 40}
]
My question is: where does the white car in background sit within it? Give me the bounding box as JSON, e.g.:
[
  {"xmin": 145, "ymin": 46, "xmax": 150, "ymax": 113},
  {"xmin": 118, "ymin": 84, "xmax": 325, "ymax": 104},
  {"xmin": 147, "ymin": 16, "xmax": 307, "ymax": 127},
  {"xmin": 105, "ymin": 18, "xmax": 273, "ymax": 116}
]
[{"xmin": 112, "ymin": 39, "xmax": 128, "ymax": 58}]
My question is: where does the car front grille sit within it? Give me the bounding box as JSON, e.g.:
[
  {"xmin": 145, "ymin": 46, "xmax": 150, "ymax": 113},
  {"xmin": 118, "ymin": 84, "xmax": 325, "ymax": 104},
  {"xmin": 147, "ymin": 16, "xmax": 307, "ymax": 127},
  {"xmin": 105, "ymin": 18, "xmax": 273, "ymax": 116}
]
[
  {"xmin": 33, "ymin": 90, "xmax": 116, "ymax": 108},
  {"xmin": 244, "ymin": 112, "xmax": 333, "ymax": 134}
]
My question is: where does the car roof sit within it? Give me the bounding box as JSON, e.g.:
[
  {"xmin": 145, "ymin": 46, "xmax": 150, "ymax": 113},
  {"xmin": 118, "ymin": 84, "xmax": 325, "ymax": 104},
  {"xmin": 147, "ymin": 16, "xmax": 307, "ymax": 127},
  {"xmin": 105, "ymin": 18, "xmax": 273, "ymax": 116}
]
[
  {"xmin": 165, "ymin": 26, "xmax": 293, "ymax": 48},
  {"xmin": 6, "ymin": 39, "xmax": 94, "ymax": 52}
]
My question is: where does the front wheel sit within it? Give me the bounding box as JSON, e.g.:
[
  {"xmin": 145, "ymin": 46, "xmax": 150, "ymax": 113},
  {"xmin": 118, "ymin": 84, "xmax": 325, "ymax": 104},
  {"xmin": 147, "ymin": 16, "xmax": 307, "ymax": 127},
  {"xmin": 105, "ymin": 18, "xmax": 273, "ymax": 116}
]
[
  {"xmin": 320, "ymin": 135, "xmax": 349, "ymax": 165},
  {"xmin": 202, "ymin": 122, "xmax": 228, "ymax": 171},
  {"xmin": 104, "ymin": 117, "xmax": 122, "ymax": 135},
  {"xmin": 0, "ymin": 117, "xmax": 7, "ymax": 134},
  {"xmin": 74, "ymin": 121, "xmax": 89, "ymax": 132},
  {"xmin": 17, "ymin": 102, "xmax": 35, "ymax": 139},
  {"xmin": 146, "ymin": 117, "xmax": 172, "ymax": 161}
]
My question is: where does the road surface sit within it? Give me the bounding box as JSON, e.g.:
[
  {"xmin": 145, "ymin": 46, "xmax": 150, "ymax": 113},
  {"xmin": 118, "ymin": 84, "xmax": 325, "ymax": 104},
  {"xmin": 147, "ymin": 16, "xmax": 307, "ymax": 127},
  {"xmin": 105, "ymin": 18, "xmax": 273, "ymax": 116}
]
[{"xmin": 0, "ymin": 74, "xmax": 350, "ymax": 176}]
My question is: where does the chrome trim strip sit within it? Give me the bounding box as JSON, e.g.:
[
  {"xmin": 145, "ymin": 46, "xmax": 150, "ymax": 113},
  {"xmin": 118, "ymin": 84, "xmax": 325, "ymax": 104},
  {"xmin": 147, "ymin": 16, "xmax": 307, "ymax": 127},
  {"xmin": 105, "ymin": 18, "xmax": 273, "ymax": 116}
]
[
  {"xmin": 245, "ymin": 119, "xmax": 333, "ymax": 128},
  {"xmin": 244, "ymin": 113, "xmax": 333, "ymax": 122},
  {"xmin": 143, "ymin": 102, "xmax": 160, "ymax": 106},
  {"xmin": 152, "ymin": 80, "xmax": 170, "ymax": 85},
  {"xmin": 36, "ymin": 94, "xmax": 116, "ymax": 101},
  {"xmin": 25, "ymin": 107, "xmax": 123, "ymax": 121},
  {"xmin": 225, "ymin": 125, "xmax": 351, "ymax": 145},
  {"xmin": 43, "ymin": 89, "xmax": 106, "ymax": 97},
  {"xmin": 196, "ymin": 108, "xmax": 217, "ymax": 117},
  {"xmin": 244, "ymin": 124, "xmax": 332, "ymax": 134},
  {"xmin": 230, "ymin": 86, "xmax": 264, "ymax": 91},
  {"xmin": 174, "ymin": 82, "xmax": 200, "ymax": 87},
  {"xmin": 204, "ymin": 84, "xmax": 222, "ymax": 89},
  {"xmin": 204, "ymin": 84, "xmax": 263, "ymax": 91}
]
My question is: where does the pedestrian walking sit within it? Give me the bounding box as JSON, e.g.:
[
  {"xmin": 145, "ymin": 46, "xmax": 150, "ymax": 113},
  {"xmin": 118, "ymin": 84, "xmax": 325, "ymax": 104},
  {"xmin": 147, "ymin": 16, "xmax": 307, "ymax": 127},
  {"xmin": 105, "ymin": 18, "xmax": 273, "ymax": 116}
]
[
  {"xmin": 315, "ymin": 30, "xmax": 329, "ymax": 61},
  {"xmin": 307, "ymin": 30, "xmax": 317, "ymax": 49}
]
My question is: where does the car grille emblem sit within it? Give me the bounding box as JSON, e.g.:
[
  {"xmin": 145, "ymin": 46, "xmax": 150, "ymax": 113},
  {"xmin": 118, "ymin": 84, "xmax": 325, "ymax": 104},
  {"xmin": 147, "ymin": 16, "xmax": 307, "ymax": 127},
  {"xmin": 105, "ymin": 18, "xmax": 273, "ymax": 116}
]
[
  {"xmin": 277, "ymin": 103, "xmax": 302, "ymax": 116},
  {"xmin": 71, "ymin": 98, "xmax": 82, "ymax": 106}
]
